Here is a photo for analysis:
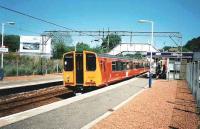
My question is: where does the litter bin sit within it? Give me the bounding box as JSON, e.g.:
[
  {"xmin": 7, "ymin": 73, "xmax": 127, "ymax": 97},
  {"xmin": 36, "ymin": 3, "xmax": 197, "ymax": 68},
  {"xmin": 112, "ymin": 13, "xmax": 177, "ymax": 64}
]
[{"xmin": 0, "ymin": 68, "xmax": 4, "ymax": 81}]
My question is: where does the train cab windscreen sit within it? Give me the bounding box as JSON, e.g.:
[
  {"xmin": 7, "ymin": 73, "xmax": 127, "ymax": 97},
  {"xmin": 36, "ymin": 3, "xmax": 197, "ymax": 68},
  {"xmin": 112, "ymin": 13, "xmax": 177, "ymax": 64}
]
[
  {"xmin": 86, "ymin": 53, "xmax": 96, "ymax": 71},
  {"xmin": 64, "ymin": 54, "xmax": 74, "ymax": 71}
]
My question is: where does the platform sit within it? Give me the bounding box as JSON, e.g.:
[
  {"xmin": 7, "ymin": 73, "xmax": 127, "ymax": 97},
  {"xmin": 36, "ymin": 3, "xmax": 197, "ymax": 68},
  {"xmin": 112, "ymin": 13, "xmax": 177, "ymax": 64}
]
[
  {"xmin": 0, "ymin": 74, "xmax": 62, "ymax": 89},
  {"xmin": 92, "ymin": 80, "xmax": 199, "ymax": 129},
  {"xmin": 0, "ymin": 76, "xmax": 148, "ymax": 129}
]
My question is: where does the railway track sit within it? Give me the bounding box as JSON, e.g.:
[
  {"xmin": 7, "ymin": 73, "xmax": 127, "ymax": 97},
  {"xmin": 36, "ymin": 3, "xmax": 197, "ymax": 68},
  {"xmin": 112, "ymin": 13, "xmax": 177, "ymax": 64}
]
[
  {"xmin": 0, "ymin": 85, "xmax": 73, "ymax": 117},
  {"xmin": 0, "ymin": 74, "xmax": 146, "ymax": 118}
]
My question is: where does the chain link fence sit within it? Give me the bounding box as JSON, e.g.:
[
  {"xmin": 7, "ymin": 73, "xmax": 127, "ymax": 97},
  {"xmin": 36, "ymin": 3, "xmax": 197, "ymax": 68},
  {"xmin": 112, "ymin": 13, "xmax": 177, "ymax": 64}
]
[
  {"xmin": 3, "ymin": 53, "xmax": 63, "ymax": 77},
  {"xmin": 186, "ymin": 61, "xmax": 200, "ymax": 108}
]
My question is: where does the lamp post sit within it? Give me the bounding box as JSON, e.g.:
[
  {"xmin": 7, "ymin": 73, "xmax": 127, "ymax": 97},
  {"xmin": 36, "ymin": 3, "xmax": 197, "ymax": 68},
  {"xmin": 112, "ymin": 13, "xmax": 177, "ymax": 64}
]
[
  {"xmin": 1, "ymin": 22, "xmax": 15, "ymax": 69},
  {"xmin": 138, "ymin": 19, "xmax": 154, "ymax": 88}
]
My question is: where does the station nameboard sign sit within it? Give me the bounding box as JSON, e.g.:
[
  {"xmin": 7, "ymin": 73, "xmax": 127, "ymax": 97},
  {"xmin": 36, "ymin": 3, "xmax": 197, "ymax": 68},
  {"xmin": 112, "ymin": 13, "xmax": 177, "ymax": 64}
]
[{"xmin": 0, "ymin": 47, "xmax": 8, "ymax": 53}]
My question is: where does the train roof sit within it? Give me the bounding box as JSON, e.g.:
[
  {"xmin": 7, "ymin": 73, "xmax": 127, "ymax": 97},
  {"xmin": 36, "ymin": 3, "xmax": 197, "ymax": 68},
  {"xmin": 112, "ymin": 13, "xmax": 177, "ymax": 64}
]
[{"xmin": 97, "ymin": 53, "xmax": 146, "ymax": 62}]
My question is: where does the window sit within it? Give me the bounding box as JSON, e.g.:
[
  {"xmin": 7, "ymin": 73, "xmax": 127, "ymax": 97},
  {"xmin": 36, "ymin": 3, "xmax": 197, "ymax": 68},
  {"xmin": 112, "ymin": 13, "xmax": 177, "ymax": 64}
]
[
  {"xmin": 116, "ymin": 61, "xmax": 123, "ymax": 71},
  {"xmin": 129, "ymin": 62, "xmax": 133, "ymax": 69},
  {"xmin": 123, "ymin": 62, "xmax": 128, "ymax": 70},
  {"xmin": 112, "ymin": 61, "xmax": 117, "ymax": 71},
  {"xmin": 136, "ymin": 63, "xmax": 140, "ymax": 68},
  {"xmin": 121, "ymin": 62, "xmax": 126, "ymax": 70},
  {"xmin": 131, "ymin": 62, "xmax": 136, "ymax": 69},
  {"xmin": 86, "ymin": 53, "xmax": 96, "ymax": 71},
  {"xmin": 64, "ymin": 54, "xmax": 74, "ymax": 71}
]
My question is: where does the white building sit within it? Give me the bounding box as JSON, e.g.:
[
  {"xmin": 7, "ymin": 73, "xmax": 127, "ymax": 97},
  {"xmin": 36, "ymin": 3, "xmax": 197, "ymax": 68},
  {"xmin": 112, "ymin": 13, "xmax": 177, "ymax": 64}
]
[
  {"xmin": 19, "ymin": 36, "xmax": 52, "ymax": 58},
  {"xmin": 108, "ymin": 43, "xmax": 159, "ymax": 55}
]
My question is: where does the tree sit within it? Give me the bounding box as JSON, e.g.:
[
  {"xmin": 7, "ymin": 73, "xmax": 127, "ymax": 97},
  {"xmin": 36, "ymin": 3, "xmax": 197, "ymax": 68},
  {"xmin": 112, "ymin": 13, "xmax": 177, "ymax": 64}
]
[
  {"xmin": 163, "ymin": 46, "xmax": 171, "ymax": 52},
  {"xmin": 0, "ymin": 34, "xmax": 20, "ymax": 52},
  {"xmin": 101, "ymin": 34, "xmax": 121, "ymax": 51},
  {"xmin": 162, "ymin": 46, "xmax": 190, "ymax": 52},
  {"xmin": 76, "ymin": 42, "xmax": 91, "ymax": 52},
  {"xmin": 53, "ymin": 42, "xmax": 68, "ymax": 59},
  {"xmin": 91, "ymin": 46, "xmax": 103, "ymax": 53},
  {"xmin": 51, "ymin": 32, "xmax": 74, "ymax": 59},
  {"xmin": 184, "ymin": 36, "xmax": 200, "ymax": 52}
]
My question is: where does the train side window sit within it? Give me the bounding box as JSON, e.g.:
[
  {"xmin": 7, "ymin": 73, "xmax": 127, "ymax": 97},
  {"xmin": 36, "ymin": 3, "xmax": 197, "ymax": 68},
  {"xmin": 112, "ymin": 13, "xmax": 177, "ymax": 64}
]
[
  {"xmin": 136, "ymin": 63, "xmax": 138, "ymax": 68},
  {"xmin": 116, "ymin": 61, "xmax": 121, "ymax": 71},
  {"xmin": 64, "ymin": 54, "xmax": 74, "ymax": 71},
  {"xmin": 112, "ymin": 61, "xmax": 117, "ymax": 71},
  {"xmin": 141, "ymin": 63, "xmax": 144, "ymax": 68},
  {"xmin": 86, "ymin": 53, "xmax": 96, "ymax": 71},
  {"xmin": 127, "ymin": 62, "xmax": 130, "ymax": 70},
  {"xmin": 124, "ymin": 62, "xmax": 126, "ymax": 70},
  {"xmin": 132, "ymin": 62, "xmax": 135, "ymax": 69},
  {"xmin": 120, "ymin": 62, "xmax": 123, "ymax": 70},
  {"xmin": 122, "ymin": 62, "xmax": 126, "ymax": 70},
  {"xmin": 139, "ymin": 63, "xmax": 141, "ymax": 68},
  {"xmin": 138, "ymin": 63, "xmax": 141, "ymax": 68},
  {"xmin": 131, "ymin": 62, "xmax": 134, "ymax": 69}
]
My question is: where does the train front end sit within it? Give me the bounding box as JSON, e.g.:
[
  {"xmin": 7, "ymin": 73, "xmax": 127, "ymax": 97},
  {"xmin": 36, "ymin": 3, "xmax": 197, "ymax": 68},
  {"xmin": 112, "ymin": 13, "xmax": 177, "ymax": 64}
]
[{"xmin": 63, "ymin": 51, "xmax": 102, "ymax": 91}]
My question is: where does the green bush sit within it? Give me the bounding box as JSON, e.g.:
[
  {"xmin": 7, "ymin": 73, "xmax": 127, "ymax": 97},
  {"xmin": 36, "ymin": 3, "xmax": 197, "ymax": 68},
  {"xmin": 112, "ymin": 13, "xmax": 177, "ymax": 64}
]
[{"xmin": 3, "ymin": 54, "xmax": 63, "ymax": 76}]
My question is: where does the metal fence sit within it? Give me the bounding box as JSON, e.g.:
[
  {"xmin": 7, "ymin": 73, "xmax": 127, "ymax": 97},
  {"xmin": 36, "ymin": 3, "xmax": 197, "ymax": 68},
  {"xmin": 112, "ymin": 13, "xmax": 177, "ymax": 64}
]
[
  {"xmin": 2, "ymin": 53, "xmax": 63, "ymax": 77},
  {"xmin": 186, "ymin": 61, "xmax": 200, "ymax": 108}
]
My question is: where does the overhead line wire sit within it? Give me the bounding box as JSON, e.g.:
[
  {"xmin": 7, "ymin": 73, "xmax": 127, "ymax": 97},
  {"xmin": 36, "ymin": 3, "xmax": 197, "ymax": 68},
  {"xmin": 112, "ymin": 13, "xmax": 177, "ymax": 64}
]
[{"xmin": 0, "ymin": 4, "xmax": 94, "ymax": 37}]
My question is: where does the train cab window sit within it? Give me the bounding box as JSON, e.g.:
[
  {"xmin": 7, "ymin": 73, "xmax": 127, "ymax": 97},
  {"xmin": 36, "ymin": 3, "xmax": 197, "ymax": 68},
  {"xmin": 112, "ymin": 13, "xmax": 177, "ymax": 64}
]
[
  {"xmin": 86, "ymin": 53, "xmax": 96, "ymax": 71},
  {"xmin": 64, "ymin": 54, "xmax": 74, "ymax": 71},
  {"xmin": 112, "ymin": 61, "xmax": 117, "ymax": 71}
]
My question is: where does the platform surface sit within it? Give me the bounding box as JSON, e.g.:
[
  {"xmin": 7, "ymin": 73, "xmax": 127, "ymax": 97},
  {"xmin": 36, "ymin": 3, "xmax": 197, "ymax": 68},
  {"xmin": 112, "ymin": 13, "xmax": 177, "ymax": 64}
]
[
  {"xmin": 1, "ymin": 77, "xmax": 148, "ymax": 129},
  {"xmin": 0, "ymin": 74, "xmax": 62, "ymax": 89},
  {"xmin": 92, "ymin": 80, "xmax": 199, "ymax": 129}
]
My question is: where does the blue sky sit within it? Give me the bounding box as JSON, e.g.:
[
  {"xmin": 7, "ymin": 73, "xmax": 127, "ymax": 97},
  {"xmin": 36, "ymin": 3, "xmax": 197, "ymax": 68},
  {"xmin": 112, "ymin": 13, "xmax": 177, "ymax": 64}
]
[{"xmin": 0, "ymin": 0, "xmax": 200, "ymax": 48}]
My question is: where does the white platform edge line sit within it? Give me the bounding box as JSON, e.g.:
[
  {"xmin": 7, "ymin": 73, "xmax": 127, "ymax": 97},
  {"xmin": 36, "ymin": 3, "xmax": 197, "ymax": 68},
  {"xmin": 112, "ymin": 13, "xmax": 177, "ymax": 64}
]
[
  {"xmin": 81, "ymin": 85, "xmax": 148, "ymax": 129},
  {"xmin": 0, "ymin": 75, "xmax": 147, "ymax": 127}
]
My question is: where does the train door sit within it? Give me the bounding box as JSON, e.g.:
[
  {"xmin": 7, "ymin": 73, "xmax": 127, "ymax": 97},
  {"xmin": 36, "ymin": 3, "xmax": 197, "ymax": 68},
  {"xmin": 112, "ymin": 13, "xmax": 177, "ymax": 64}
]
[
  {"xmin": 76, "ymin": 53, "xmax": 83, "ymax": 84},
  {"xmin": 63, "ymin": 52, "xmax": 75, "ymax": 86},
  {"xmin": 101, "ymin": 59, "xmax": 108, "ymax": 85},
  {"xmin": 104, "ymin": 59, "xmax": 108, "ymax": 84}
]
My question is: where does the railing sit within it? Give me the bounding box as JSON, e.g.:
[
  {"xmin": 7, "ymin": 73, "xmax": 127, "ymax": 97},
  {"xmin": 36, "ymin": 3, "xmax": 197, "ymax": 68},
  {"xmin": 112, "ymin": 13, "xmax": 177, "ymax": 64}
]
[{"xmin": 186, "ymin": 61, "xmax": 200, "ymax": 108}]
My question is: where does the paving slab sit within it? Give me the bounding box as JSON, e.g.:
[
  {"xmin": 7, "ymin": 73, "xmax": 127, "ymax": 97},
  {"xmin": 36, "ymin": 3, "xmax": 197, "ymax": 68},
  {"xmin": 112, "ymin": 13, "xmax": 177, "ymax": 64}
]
[{"xmin": 1, "ymin": 77, "xmax": 148, "ymax": 129}]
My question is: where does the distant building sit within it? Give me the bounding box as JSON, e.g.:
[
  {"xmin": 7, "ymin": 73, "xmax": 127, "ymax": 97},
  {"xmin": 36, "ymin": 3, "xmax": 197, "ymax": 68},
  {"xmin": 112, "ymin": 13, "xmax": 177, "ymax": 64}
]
[
  {"xmin": 19, "ymin": 36, "xmax": 52, "ymax": 58},
  {"xmin": 193, "ymin": 52, "xmax": 200, "ymax": 61}
]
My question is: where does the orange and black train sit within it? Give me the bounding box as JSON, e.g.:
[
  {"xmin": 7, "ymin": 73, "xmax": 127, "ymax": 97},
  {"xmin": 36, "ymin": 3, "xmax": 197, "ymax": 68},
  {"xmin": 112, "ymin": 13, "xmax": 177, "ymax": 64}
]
[{"xmin": 63, "ymin": 51, "xmax": 149, "ymax": 91}]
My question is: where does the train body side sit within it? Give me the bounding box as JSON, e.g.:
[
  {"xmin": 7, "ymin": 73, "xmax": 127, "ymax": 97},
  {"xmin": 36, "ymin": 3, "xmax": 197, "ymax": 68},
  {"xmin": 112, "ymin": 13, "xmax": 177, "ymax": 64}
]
[{"xmin": 63, "ymin": 51, "xmax": 149, "ymax": 90}]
